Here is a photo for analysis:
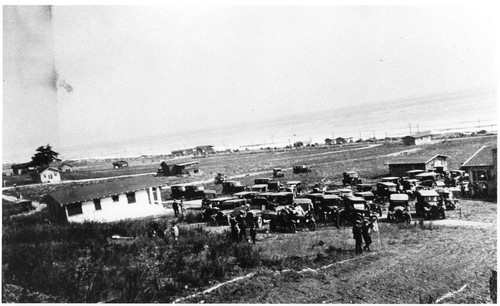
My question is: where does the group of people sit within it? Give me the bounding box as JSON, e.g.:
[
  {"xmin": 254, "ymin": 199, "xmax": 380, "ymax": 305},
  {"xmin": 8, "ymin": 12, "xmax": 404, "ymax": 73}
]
[
  {"xmin": 147, "ymin": 220, "xmax": 179, "ymax": 243},
  {"xmin": 171, "ymin": 199, "xmax": 186, "ymax": 218},
  {"xmin": 352, "ymin": 214, "xmax": 377, "ymax": 255},
  {"xmin": 229, "ymin": 205, "xmax": 257, "ymax": 244}
]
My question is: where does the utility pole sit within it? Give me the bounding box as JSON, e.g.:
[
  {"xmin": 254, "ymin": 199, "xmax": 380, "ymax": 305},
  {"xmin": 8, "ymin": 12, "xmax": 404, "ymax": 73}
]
[
  {"xmin": 271, "ymin": 134, "xmax": 274, "ymax": 147},
  {"xmin": 359, "ymin": 130, "xmax": 362, "ymax": 140},
  {"xmin": 417, "ymin": 124, "xmax": 420, "ymax": 133},
  {"xmin": 372, "ymin": 130, "xmax": 375, "ymax": 139},
  {"xmin": 409, "ymin": 123, "xmax": 412, "ymax": 134}
]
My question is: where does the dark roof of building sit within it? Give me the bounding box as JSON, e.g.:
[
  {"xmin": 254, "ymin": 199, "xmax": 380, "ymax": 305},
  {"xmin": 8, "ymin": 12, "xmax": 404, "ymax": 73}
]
[
  {"xmin": 174, "ymin": 161, "xmax": 199, "ymax": 167},
  {"xmin": 11, "ymin": 162, "xmax": 35, "ymax": 169},
  {"xmin": 39, "ymin": 167, "xmax": 61, "ymax": 174},
  {"xmin": 461, "ymin": 146, "xmax": 496, "ymax": 168},
  {"xmin": 195, "ymin": 145, "xmax": 213, "ymax": 149},
  {"xmin": 386, "ymin": 154, "xmax": 450, "ymax": 165},
  {"xmin": 45, "ymin": 176, "xmax": 165, "ymax": 205},
  {"xmin": 403, "ymin": 131, "xmax": 432, "ymax": 139}
]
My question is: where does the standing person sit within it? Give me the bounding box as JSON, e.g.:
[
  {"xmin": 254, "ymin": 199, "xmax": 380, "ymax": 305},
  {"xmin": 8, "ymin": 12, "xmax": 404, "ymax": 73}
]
[
  {"xmin": 249, "ymin": 222, "xmax": 257, "ymax": 244},
  {"xmin": 362, "ymin": 218, "xmax": 375, "ymax": 251},
  {"xmin": 353, "ymin": 219, "xmax": 363, "ymax": 255},
  {"xmin": 170, "ymin": 220, "xmax": 179, "ymax": 243},
  {"xmin": 460, "ymin": 183, "xmax": 466, "ymax": 198},
  {"xmin": 172, "ymin": 200, "xmax": 179, "ymax": 217},
  {"xmin": 236, "ymin": 210, "xmax": 247, "ymax": 242},
  {"xmin": 179, "ymin": 198, "xmax": 186, "ymax": 219},
  {"xmin": 230, "ymin": 217, "xmax": 240, "ymax": 242}
]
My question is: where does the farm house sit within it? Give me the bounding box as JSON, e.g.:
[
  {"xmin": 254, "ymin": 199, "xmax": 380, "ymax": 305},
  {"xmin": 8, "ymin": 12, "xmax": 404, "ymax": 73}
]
[
  {"xmin": 157, "ymin": 160, "xmax": 200, "ymax": 176},
  {"xmin": 38, "ymin": 167, "xmax": 62, "ymax": 183},
  {"xmin": 460, "ymin": 146, "xmax": 497, "ymax": 186},
  {"xmin": 44, "ymin": 176, "xmax": 166, "ymax": 223}
]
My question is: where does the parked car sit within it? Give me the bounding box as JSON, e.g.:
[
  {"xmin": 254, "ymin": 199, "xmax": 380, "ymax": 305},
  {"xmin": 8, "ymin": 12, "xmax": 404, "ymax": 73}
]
[
  {"xmin": 446, "ymin": 170, "xmax": 468, "ymax": 187},
  {"xmin": 214, "ymin": 172, "xmax": 226, "ymax": 185},
  {"xmin": 374, "ymin": 182, "xmax": 398, "ymax": 201},
  {"xmin": 201, "ymin": 196, "xmax": 237, "ymax": 222},
  {"xmin": 273, "ymin": 168, "xmax": 284, "ymax": 178},
  {"xmin": 257, "ymin": 192, "xmax": 294, "ymax": 211},
  {"xmin": 222, "ymin": 181, "xmax": 246, "ymax": 194},
  {"xmin": 435, "ymin": 188, "xmax": 459, "ymax": 210},
  {"xmin": 337, "ymin": 196, "xmax": 373, "ymax": 226},
  {"xmin": 415, "ymin": 189, "xmax": 445, "ymax": 220},
  {"xmin": 356, "ymin": 183, "xmax": 373, "ymax": 192},
  {"xmin": 293, "ymin": 165, "xmax": 312, "ymax": 174},
  {"xmin": 353, "ymin": 191, "xmax": 383, "ymax": 217},
  {"xmin": 415, "ymin": 172, "xmax": 442, "ymax": 188},
  {"xmin": 342, "ymin": 171, "xmax": 362, "ymax": 186},
  {"xmin": 233, "ymin": 191, "xmax": 259, "ymax": 200},
  {"xmin": 284, "ymin": 181, "xmax": 303, "ymax": 194},
  {"xmin": 302, "ymin": 193, "xmax": 343, "ymax": 223},
  {"xmin": 405, "ymin": 169, "xmax": 425, "ymax": 179},
  {"xmin": 254, "ymin": 178, "xmax": 272, "ymax": 185},
  {"xmin": 387, "ymin": 193, "xmax": 412, "ymax": 223},
  {"xmin": 268, "ymin": 198, "xmax": 316, "ymax": 232}
]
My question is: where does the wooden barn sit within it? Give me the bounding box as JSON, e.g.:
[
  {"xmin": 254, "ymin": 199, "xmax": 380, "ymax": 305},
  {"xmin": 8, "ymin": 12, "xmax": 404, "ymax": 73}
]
[
  {"xmin": 386, "ymin": 154, "xmax": 450, "ymax": 177},
  {"xmin": 43, "ymin": 176, "xmax": 166, "ymax": 223},
  {"xmin": 460, "ymin": 146, "xmax": 496, "ymax": 185},
  {"xmin": 11, "ymin": 161, "xmax": 35, "ymax": 175},
  {"xmin": 59, "ymin": 163, "xmax": 74, "ymax": 172}
]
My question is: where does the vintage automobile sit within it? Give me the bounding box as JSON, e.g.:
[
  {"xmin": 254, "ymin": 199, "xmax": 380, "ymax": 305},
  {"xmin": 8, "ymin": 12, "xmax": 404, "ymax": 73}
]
[
  {"xmin": 214, "ymin": 172, "xmax": 227, "ymax": 185},
  {"xmin": 380, "ymin": 177, "xmax": 400, "ymax": 185},
  {"xmin": 387, "ymin": 193, "xmax": 412, "ymax": 223},
  {"xmin": 446, "ymin": 170, "xmax": 468, "ymax": 187},
  {"xmin": 356, "ymin": 183, "xmax": 373, "ymax": 192},
  {"xmin": 374, "ymin": 182, "xmax": 398, "ymax": 201},
  {"xmin": 415, "ymin": 172, "xmax": 443, "ymax": 188},
  {"xmin": 170, "ymin": 185, "xmax": 186, "ymax": 199},
  {"xmin": 415, "ymin": 189, "xmax": 445, "ymax": 220},
  {"xmin": 353, "ymin": 191, "xmax": 383, "ymax": 217},
  {"xmin": 210, "ymin": 198, "xmax": 264, "ymax": 228},
  {"xmin": 273, "ymin": 168, "xmax": 285, "ymax": 178},
  {"xmin": 302, "ymin": 193, "xmax": 343, "ymax": 223},
  {"xmin": 254, "ymin": 178, "xmax": 271, "ymax": 185},
  {"xmin": 256, "ymin": 192, "xmax": 294, "ymax": 211},
  {"xmin": 268, "ymin": 198, "xmax": 316, "ymax": 233},
  {"xmin": 233, "ymin": 191, "xmax": 259, "ymax": 200},
  {"xmin": 342, "ymin": 171, "xmax": 362, "ymax": 186},
  {"xmin": 250, "ymin": 184, "xmax": 268, "ymax": 193},
  {"xmin": 221, "ymin": 180, "xmax": 246, "ymax": 194},
  {"xmin": 293, "ymin": 165, "xmax": 312, "ymax": 174},
  {"xmin": 254, "ymin": 178, "xmax": 282, "ymax": 192},
  {"xmin": 435, "ymin": 188, "xmax": 459, "ymax": 210},
  {"xmin": 405, "ymin": 169, "xmax": 425, "ymax": 179},
  {"xmin": 202, "ymin": 196, "xmax": 237, "ymax": 211},
  {"xmin": 401, "ymin": 179, "xmax": 419, "ymax": 192},
  {"xmin": 337, "ymin": 196, "xmax": 374, "ymax": 226},
  {"xmin": 338, "ymin": 188, "xmax": 354, "ymax": 198},
  {"xmin": 284, "ymin": 181, "xmax": 303, "ymax": 194}
]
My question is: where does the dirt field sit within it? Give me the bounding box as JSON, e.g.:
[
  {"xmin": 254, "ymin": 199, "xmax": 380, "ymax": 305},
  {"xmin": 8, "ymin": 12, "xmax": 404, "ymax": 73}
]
[{"xmin": 2, "ymin": 135, "xmax": 497, "ymax": 303}]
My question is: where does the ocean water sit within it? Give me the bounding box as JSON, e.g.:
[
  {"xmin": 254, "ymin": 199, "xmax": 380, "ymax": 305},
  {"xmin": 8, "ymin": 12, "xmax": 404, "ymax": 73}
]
[{"xmin": 59, "ymin": 89, "xmax": 497, "ymax": 160}]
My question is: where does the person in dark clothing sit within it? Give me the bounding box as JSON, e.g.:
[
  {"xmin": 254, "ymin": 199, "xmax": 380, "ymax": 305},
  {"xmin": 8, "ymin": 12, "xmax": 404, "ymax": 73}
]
[
  {"xmin": 249, "ymin": 222, "xmax": 257, "ymax": 244},
  {"xmin": 172, "ymin": 200, "xmax": 179, "ymax": 217},
  {"xmin": 353, "ymin": 219, "xmax": 363, "ymax": 255},
  {"xmin": 229, "ymin": 217, "xmax": 240, "ymax": 242},
  {"xmin": 236, "ymin": 211, "xmax": 247, "ymax": 242},
  {"xmin": 362, "ymin": 218, "xmax": 375, "ymax": 251}
]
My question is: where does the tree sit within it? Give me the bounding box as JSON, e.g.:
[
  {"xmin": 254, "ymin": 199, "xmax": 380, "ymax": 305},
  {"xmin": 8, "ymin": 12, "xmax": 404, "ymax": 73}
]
[{"xmin": 31, "ymin": 144, "xmax": 60, "ymax": 168}]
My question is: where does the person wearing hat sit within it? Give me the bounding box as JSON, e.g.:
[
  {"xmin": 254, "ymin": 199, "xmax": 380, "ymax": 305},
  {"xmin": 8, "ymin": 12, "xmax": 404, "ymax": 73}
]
[
  {"xmin": 236, "ymin": 210, "xmax": 248, "ymax": 242},
  {"xmin": 353, "ymin": 218, "xmax": 364, "ymax": 255}
]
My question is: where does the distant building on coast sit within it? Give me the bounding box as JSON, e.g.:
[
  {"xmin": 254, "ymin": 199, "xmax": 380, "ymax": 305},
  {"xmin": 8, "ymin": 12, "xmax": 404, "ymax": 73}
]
[
  {"xmin": 58, "ymin": 163, "xmax": 74, "ymax": 172},
  {"xmin": 156, "ymin": 160, "xmax": 200, "ymax": 176},
  {"xmin": 195, "ymin": 145, "xmax": 215, "ymax": 156},
  {"xmin": 386, "ymin": 154, "xmax": 450, "ymax": 177},
  {"xmin": 43, "ymin": 176, "xmax": 166, "ymax": 223},
  {"xmin": 402, "ymin": 132, "xmax": 432, "ymax": 146}
]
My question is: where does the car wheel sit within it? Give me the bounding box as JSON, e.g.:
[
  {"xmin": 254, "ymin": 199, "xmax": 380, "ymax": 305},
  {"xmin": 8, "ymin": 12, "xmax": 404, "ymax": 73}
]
[
  {"xmin": 289, "ymin": 223, "xmax": 297, "ymax": 233},
  {"xmin": 256, "ymin": 216, "xmax": 263, "ymax": 229},
  {"xmin": 404, "ymin": 213, "xmax": 412, "ymax": 224},
  {"xmin": 308, "ymin": 221, "xmax": 316, "ymax": 231}
]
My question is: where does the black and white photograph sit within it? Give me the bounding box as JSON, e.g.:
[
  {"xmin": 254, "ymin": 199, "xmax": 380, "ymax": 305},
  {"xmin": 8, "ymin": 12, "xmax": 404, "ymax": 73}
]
[{"xmin": 2, "ymin": 2, "xmax": 498, "ymax": 303}]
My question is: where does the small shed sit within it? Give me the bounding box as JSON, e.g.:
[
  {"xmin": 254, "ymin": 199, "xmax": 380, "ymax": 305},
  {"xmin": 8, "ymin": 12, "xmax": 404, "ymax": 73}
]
[
  {"xmin": 38, "ymin": 167, "xmax": 62, "ymax": 183},
  {"xmin": 157, "ymin": 160, "xmax": 200, "ymax": 176},
  {"xmin": 195, "ymin": 145, "xmax": 214, "ymax": 156},
  {"xmin": 59, "ymin": 163, "xmax": 74, "ymax": 172},
  {"xmin": 386, "ymin": 154, "xmax": 450, "ymax": 177},
  {"xmin": 402, "ymin": 132, "xmax": 432, "ymax": 146}
]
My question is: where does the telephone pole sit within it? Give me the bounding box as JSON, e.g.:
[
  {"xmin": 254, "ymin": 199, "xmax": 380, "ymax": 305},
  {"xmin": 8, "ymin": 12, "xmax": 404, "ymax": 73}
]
[{"xmin": 409, "ymin": 123, "xmax": 412, "ymax": 134}]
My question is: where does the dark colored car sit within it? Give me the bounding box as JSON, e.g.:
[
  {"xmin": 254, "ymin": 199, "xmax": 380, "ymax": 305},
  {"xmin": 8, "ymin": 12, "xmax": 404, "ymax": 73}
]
[
  {"xmin": 273, "ymin": 168, "xmax": 284, "ymax": 178},
  {"xmin": 387, "ymin": 193, "xmax": 412, "ymax": 223},
  {"xmin": 415, "ymin": 189, "xmax": 445, "ymax": 220},
  {"xmin": 293, "ymin": 165, "xmax": 312, "ymax": 174},
  {"xmin": 342, "ymin": 171, "xmax": 362, "ymax": 186},
  {"xmin": 353, "ymin": 191, "xmax": 382, "ymax": 217},
  {"xmin": 222, "ymin": 181, "xmax": 246, "ymax": 194}
]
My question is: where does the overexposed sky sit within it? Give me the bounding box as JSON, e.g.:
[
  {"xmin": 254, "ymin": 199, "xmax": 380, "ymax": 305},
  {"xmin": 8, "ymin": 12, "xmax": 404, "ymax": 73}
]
[{"xmin": 3, "ymin": 4, "xmax": 498, "ymax": 161}]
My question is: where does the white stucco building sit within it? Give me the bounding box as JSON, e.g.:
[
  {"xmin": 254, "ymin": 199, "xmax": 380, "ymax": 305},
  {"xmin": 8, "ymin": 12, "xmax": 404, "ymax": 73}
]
[{"xmin": 44, "ymin": 176, "xmax": 167, "ymax": 223}]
